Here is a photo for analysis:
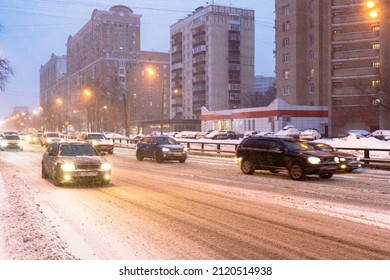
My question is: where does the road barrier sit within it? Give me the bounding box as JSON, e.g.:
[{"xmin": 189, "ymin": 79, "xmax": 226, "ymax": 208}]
[{"xmin": 110, "ymin": 137, "xmax": 390, "ymax": 168}]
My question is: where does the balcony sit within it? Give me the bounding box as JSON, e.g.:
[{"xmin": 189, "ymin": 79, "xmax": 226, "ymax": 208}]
[
  {"xmin": 333, "ymin": 30, "xmax": 379, "ymax": 42},
  {"xmin": 333, "ymin": 67, "xmax": 379, "ymax": 78},
  {"xmin": 333, "ymin": 49, "xmax": 379, "ymax": 60},
  {"xmin": 332, "ymin": 0, "xmax": 361, "ymax": 7}
]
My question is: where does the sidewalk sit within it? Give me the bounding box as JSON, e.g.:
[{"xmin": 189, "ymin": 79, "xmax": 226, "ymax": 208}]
[{"xmin": 0, "ymin": 172, "xmax": 9, "ymax": 259}]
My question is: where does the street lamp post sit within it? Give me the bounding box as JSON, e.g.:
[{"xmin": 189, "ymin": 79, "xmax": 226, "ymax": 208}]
[
  {"xmin": 56, "ymin": 98, "xmax": 63, "ymax": 132},
  {"xmin": 146, "ymin": 66, "xmax": 165, "ymax": 135}
]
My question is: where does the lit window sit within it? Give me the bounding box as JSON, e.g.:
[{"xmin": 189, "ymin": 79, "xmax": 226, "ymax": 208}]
[
  {"xmin": 310, "ymin": 68, "xmax": 314, "ymax": 77},
  {"xmin": 372, "ymin": 61, "xmax": 380, "ymax": 68},
  {"xmin": 372, "ymin": 43, "xmax": 380, "ymax": 50},
  {"xmin": 283, "ymin": 70, "xmax": 290, "ymax": 80},
  {"xmin": 372, "ymin": 80, "xmax": 380, "ymax": 87}
]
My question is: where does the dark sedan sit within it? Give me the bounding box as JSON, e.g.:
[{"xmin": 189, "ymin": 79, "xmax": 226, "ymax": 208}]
[
  {"xmin": 308, "ymin": 142, "xmax": 362, "ymax": 172},
  {"xmin": 41, "ymin": 142, "xmax": 111, "ymax": 186}
]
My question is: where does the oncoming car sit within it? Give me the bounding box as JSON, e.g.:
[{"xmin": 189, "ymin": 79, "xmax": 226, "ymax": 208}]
[
  {"xmin": 235, "ymin": 136, "xmax": 340, "ymax": 180},
  {"xmin": 41, "ymin": 142, "xmax": 111, "ymax": 186},
  {"xmin": 308, "ymin": 142, "xmax": 362, "ymax": 172},
  {"xmin": 136, "ymin": 135, "xmax": 187, "ymax": 163},
  {"xmin": 0, "ymin": 135, "xmax": 24, "ymax": 151},
  {"xmin": 79, "ymin": 132, "xmax": 114, "ymax": 154}
]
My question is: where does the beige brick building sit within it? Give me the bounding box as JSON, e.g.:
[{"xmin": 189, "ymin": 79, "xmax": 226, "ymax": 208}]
[
  {"xmin": 170, "ymin": 5, "xmax": 255, "ymax": 121},
  {"xmin": 41, "ymin": 5, "xmax": 170, "ymax": 135},
  {"xmin": 275, "ymin": 0, "xmax": 390, "ymax": 137}
]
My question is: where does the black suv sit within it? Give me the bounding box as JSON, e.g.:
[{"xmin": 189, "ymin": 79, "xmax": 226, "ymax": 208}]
[
  {"xmin": 235, "ymin": 136, "xmax": 340, "ymax": 180},
  {"xmin": 136, "ymin": 135, "xmax": 187, "ymax": 163}
]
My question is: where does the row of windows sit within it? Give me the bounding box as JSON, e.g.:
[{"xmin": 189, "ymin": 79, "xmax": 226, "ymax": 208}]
[{"xmin": 282, "ymin": 84, "xmax": 315, "ymax": 96}]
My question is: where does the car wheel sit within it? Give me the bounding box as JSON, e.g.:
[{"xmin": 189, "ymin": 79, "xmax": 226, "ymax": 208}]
[
  {"xmin": 136, "ymin": 150, "xmax": 144, "ymax": 161},
  {"xmin": 108, "ymin": 150, "xmax": 113, "ymax": 155},
  {"xmin": 241, "ymin": 159, "xmax": 255, "ymax": 175},
  {"xmin": 319, "ymin": 172, "xmax": 333, "ymax": 179},
  {"xmin": 179, "ymin": 158, "xmax": 186, "ymax": 163},
  {"xmin": 41, "ymin": 162, "xmax": 49, "ymax": 179},
  {"xmin": 288, "ymin": 163, "xmax": 306, "ymax": 180},
  {"xmin": 155, "ymin": 151, "xmax": 164, "ymax": 163},
  {"xmin": 53, "ymin": 169, "xmax": 62, "ymax": 186}
]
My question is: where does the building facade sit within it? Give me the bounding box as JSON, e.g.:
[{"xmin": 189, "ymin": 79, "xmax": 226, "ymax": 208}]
[
  {"xmin": 40, "ymin": 5, "xmax": 171, "ymax": 135},
  {"xmin": 201, "ymin": 98, "xmax": 328, "ymax": 135},
  {"xmin": 170, "ymin": 5, "xmax": 255, "ymax": 121},
  {"xmin": 275, "ymin": 0, "xmax": 390, "ymax": 137}
]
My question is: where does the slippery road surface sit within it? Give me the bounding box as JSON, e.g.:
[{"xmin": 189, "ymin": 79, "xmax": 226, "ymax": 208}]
[{"xmin": 0, "ymin": 144, "xmax": 389, "ymax": 259}]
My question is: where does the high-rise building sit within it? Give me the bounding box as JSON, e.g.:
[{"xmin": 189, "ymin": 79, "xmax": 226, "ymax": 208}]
[
  {"xmin": 275, "ymin": 0, "xmax": 390, "ymax": 136},
  {"xmin": 170, "ymin": 5, "xmax": 255, "ymax": 120},
  {"xmin": 41, "ymin": 5, "xmax": 170, "ymax": 135}
]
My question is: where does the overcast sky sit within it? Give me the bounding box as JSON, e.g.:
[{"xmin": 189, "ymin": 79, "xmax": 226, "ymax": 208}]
[{"xmin": 0, "ymin": 0, "xmax": 275, "ymax": 121}]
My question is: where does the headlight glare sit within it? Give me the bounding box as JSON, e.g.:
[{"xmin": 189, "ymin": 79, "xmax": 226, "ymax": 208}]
[
  {"xmin": 308, "ymin": 156, "xmax": 321, "ymax": 164},
  {"xmin": 61, "ymin": 162, "xmax": 76, "ymax": 172},
  {"xmin": 101, "ymin": 162, "xmax": 111, "ymax": 171},
  {"xmin": 162, "ymin": 147, "xmax": 170, "ymax": 152}
]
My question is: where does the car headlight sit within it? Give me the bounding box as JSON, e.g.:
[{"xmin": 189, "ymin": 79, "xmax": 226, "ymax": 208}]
[
  {"xmin": 162, "ymin": 147, "xmax": 170, "ymax": 152},
  {"xmin": 92, "ymin": 140, "xmax": 99, "ymax": 146},
  {"xmin": 1, "ymin": 141, "xmax": 8, "ymax": 147},
  {"xmin": 61, "ymin": 162, "xmax": 76, "ymax": 172},
  {"xmin": 101, "ymin": 162, "xmax": 111, "ymax": 171},
  {"xmin": 47, "ymin": 139, "xmax": 52, "ymax": 143},
  {"xmin": 183, "ymin": 147, "xmax": 188, "ymax": 152},
  {"xmin": 18, "ymin": 141, "xmax": 24, "ymax": 147},
  {"xmin": 308, "ymin": 156, "xmax": 321, "ymax": 164},
  {"xmin": 339, "ymin": 157, "xmax": 346, "ymax": 162}
]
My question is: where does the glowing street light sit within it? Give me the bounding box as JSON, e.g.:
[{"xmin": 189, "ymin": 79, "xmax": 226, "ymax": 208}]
[{"xmin": 366, "ymin": 1, "xmax": 379, "ymax": 19}]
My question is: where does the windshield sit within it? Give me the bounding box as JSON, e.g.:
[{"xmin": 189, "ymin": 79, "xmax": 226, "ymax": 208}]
[
  {"xmin": 47, "ymin": 133, "xmax": 60, "ymax": 137},
  {"xmin": 59, "ymin": 144, "xmax": 98, "ymax": 156},
  {"xmin": 87, "ymin": 134, "xmax": 105, "ymax": 140},
  {"xmin": 283, "ymin": 140, "xmax": 314, "ymax": 151},
  {"xmin": 4, "ymin": 135, "xmax": 20, "ymax": 140},
  {"xmin": 156, "ymin": 137, "xmax": 179, "ymax": 145}
]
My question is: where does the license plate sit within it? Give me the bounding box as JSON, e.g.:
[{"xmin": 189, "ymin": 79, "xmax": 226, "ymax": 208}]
[
  {"xmin": 173, "ymin": 152, "xmax": 182, "ymax": 156},
  {"xmin": 79, "ymin": 171, "xmax": 98, "ymax": 176}
]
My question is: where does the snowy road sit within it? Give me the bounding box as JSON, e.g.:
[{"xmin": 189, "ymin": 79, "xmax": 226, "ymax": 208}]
[{"xmin": 0, "ymin": 144, "xmax": 389, "ymax": 259}]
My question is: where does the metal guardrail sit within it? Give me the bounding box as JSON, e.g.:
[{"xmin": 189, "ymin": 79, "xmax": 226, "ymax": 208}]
[{"xmin": 110, "ymin": 138, "xmax": 390, "ymax": 167}]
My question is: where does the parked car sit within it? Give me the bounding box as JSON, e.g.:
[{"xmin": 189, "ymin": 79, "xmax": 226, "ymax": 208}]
[
  {"xmin": 0, "ymin": 135, "xmax": 24, "ymax": 151},
  {"xmin": 235, "ymin": 136, "xmax": 340, "ymax": 180},
  {"xmin": 41, "ymin": 141, "xmax": 111, "ymax": 186},
  {"xmin": 339, "ymin": 129, "xmax": 371, "ymax": 138},
  {"xmin": 243, "ymin": 131, "xmax": 259, "ymax": 138},
  {"xmin": 215, "ymin": 130, "xmax": 240, "ymax": 140},
  {"xmin": 370, "ymin": 130, "xmax": 390, "ymax": 141},
  {"xmin": 79, "ymin": 132, "xmax": 114, "ymax": 154},
  {"xmin": 41, "ymin": 132, "xmax": 63, "ymax": 147},
  {"xmin": 274, "ymin": 125, "xmax": 300, "ymax": 138},
  {"xmin": 136, "ymin": 135, "xmax": 187, "ymax": 163},
  {"xmin": 0, "ymin": 133, "xmax": 4, "ymax": 140},
  {"xmin": 204, "ymin": 130, "xmax": 220, "ymax": 139},
  {"xmin": 307, "ymin": 142, "xmax": 361, "ymax": 172},
  {"xmin": 299, "ymin": 128, "xmax": 321, "ymax": 140}
]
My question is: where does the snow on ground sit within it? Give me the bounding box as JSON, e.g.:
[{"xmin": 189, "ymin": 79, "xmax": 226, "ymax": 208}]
[{"xmin": 314, "ymin": 134, "xmax": 390, "ymax": 159}]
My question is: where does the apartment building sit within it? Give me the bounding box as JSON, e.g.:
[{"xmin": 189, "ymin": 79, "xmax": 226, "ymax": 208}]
[
  {"xmin": 41, "ymin": 5, "xmax": 171, "ymax": 134},
  {"xmin": 275, "ymin": 0, "xmax": 390, "ymax": 136},
  {"xmin": 170, "ymin": 5, "xmax": 255, "ymax": 121}
]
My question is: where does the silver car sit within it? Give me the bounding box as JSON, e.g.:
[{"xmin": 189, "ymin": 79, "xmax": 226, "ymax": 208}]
[{"xmin": 41, "ymin": 142, "xmax": 111, "ymax": 186}]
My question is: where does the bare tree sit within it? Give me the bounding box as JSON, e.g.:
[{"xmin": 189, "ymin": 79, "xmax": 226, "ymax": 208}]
[{"xmin": 0, "ymin": 25, "xmax": 14, "ymax": 91}]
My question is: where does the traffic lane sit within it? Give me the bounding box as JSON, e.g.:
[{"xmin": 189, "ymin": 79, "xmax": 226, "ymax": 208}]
[
  {"xmin": 1, "ymin": 144, "xmax": 390, "ymax": 259},
  {"xmin": 113, "ymin": 148, "xmax": 390, "ymax": 212},
  {"xmin": 106, "ymin": 156, "xmax": 390, "ymax": 259}
]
